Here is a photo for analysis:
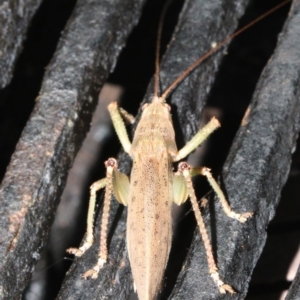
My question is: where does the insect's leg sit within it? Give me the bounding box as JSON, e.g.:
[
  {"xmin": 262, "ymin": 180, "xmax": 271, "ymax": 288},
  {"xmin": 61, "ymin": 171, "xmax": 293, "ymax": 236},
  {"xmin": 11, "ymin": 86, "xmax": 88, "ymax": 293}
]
[
  {"xmin": 119, "ymin": 107, "xmax": 135, "ymax": 124},
  {"xmin": 67, "ymin": 178, "xmax": 106, "ymax": 257},
  {"xmin": 108, "ymin": 102, "xmax": 132, "ymax": 154},
  {"xmin": 174, "ymin": 117, "xmax": 220, "ymax": 162},
  {"xmin": 192, "ymin": 167, "xmax": 253, "ymax": 223},
  {"xmin": 82, "ymin": 158, "xmax": 120, "ymax": 279},
  {"xmin": 176, "ymin": 162, "xmax": 235, "ymax": 294}
]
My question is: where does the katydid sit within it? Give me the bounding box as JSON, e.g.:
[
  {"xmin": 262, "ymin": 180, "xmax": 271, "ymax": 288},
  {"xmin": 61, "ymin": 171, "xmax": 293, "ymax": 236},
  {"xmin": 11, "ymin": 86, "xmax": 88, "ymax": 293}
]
[{"xmin": 67, "ymin": 1, "xmax": 291, "ymax": 299}]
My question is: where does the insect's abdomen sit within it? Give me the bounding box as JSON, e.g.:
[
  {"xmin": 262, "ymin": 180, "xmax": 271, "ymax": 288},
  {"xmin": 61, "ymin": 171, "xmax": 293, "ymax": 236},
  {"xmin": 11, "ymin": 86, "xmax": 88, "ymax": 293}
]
[{"xmin": 127, "ymin": 153, "xmax": 173, "ymax": 300}]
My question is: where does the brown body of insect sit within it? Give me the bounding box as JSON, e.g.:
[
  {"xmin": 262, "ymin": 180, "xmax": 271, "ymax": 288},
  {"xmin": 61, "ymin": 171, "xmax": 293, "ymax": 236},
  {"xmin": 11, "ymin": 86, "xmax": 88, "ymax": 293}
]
[{"xmin": 127, "ymin": 100, "xmax": 176, "ymax": 299}]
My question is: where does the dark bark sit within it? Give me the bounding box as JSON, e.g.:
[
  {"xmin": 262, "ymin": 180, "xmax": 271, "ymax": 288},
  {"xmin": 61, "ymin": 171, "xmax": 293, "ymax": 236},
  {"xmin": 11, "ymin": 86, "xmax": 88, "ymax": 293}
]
[
  {"xmin": 0, "ymin": 0, "xmax": 145, "ymax": 298},
  {"xmin": 170, "ymin": 0, "xmax": 300, "ymax": 299},
  {"xmin": 0, "ymin": 0, "xmax": 43, "ymax": 88}
]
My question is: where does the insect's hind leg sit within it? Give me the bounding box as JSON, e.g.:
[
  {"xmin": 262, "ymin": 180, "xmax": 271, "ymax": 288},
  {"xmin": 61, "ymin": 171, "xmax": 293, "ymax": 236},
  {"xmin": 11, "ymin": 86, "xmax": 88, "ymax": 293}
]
[
  {"xmin": 176, "ymin": 162, "xmax": 236, "ymax": 294},
  {"xmin": 81, "ymin": 158, "xmax": 122, "ymax": 279},
  {"xmin": 68, "ymin": 158, "xmax": 128, "ymax": 279},
  {"xmin": 67, "ymin": 176, "xmax": 106, "ymax": 257},
  {"xmin": 192, "ymin": 166, "xmax": 253, "ymax": 222}
]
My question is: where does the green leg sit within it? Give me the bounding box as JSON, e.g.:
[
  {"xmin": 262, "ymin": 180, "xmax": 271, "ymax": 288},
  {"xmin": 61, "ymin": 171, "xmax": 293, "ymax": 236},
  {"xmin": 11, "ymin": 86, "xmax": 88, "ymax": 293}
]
[
  {"xmin": 108, "ymin": 102, "xmax": 132, "ymax": 154},
  {"xmin": 82, "ymin": 158, "xmax": 119, "ymax": 279},
  {"xmin": 174, "ymin": 117, "xmax": 220, "ymax": 162},
  {"xmin": 191, "ymin": 166, "xmax": 253, "ymax": 223},
  {"xmin": 67, "ymin": 157, "xmax": 130, "ymax": 279}
]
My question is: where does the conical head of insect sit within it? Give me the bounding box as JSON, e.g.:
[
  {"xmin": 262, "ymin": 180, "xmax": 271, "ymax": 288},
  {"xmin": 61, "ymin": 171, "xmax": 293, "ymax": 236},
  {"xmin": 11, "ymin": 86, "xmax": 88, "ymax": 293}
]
[{"xmin": 140, "ymin": 96, "xmax": 171, "ymax": 121}]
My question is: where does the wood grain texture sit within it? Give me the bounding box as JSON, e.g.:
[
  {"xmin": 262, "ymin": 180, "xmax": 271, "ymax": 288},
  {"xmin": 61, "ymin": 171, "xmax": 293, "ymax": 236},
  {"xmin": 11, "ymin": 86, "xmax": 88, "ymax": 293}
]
[{"xmin": 0, "ymin": 0, "xmax": 145, "ymax": 298}]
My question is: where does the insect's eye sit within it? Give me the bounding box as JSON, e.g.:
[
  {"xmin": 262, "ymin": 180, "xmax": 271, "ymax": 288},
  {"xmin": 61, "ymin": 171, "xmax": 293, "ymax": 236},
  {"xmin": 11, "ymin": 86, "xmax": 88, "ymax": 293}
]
[{"xmin": 142, "ymin": 103, "xmax": 149, "ymax": 110}]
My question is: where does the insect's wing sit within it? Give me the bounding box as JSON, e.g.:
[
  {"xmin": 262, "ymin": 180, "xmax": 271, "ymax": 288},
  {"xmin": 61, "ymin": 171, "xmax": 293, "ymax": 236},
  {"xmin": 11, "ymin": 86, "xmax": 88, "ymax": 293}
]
[{"xmin": 126, "ymin": 153, "xmax": 173, "ymax": 300}]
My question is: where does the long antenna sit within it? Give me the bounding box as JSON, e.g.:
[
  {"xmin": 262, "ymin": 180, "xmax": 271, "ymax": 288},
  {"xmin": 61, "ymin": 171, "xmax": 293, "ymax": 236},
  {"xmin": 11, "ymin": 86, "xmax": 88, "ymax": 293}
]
[
  {"xmin": 154, "ymin": 0, "xmax": 174, "ymax": 98},
  {"xmin": 160, "ymin": 0, "xmax": 291, "ymax": 100}
]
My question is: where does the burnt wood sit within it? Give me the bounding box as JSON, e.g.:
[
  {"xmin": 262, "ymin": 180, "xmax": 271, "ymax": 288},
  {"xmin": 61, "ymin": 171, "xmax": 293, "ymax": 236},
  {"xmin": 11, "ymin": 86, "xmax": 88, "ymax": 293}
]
[
  {"xmin": 0, "ymin": 0, "xmax": 145, "ymax": 298},
  {"xmin": 170, "ymin": 0, "xmax": 300, "ymax": 299},
  {"xmin": 0, "ymin": 0, "xmax": 43, "ymax": 88}
]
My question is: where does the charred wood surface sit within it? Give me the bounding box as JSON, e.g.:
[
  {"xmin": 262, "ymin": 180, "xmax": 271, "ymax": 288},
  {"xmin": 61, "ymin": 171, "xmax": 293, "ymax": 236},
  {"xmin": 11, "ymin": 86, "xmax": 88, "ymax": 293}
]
[
  {"xmin": 0, "ymin": 0, "xmax": 44, "ymax": 88},
  {"xmin": 171, "ymin": 0, "xmax": 300, "ymax": 299},
  {"xmin": 0, "ymin": 0, "xmax": 145, "ymax": 298}
]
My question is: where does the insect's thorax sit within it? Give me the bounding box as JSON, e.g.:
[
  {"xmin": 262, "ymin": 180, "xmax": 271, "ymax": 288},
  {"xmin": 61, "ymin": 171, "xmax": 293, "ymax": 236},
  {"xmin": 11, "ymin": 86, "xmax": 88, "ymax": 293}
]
[{"xmin": 130, "ymin": 101, "xmax": 178, "ymax": 158}]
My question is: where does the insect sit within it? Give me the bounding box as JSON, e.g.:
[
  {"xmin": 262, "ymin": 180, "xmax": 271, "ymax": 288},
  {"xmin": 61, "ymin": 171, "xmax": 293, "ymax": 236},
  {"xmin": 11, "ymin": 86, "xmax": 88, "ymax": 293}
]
[{"xmin": 67, "ymin": 1, "xmax": 290, "ymax": 299}]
